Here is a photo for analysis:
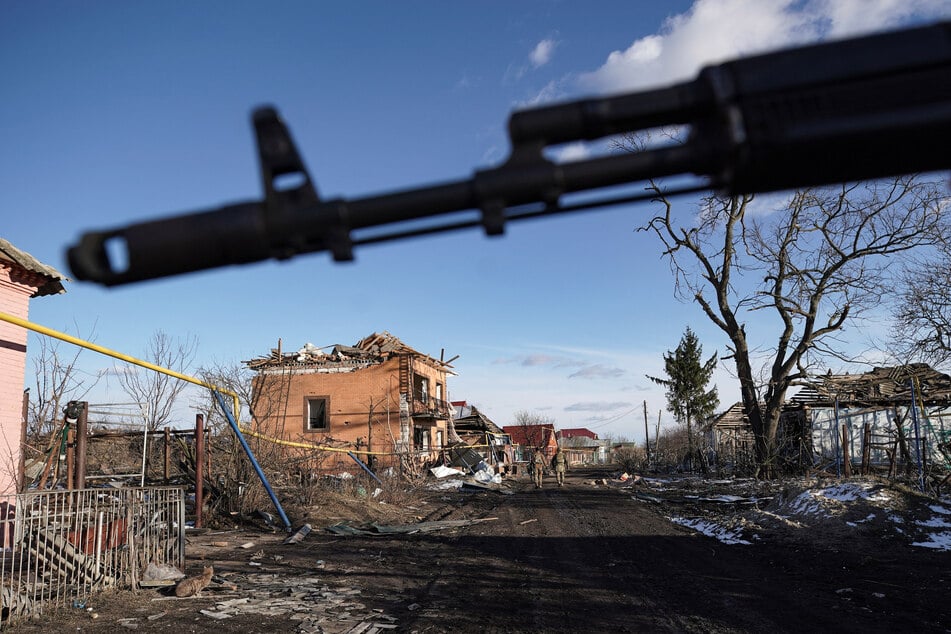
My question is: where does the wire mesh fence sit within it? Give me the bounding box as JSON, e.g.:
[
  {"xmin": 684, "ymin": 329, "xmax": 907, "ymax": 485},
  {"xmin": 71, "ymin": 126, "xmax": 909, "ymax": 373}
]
[{"xmin": 0, "ymin": 486, "xmax": 184, "ymax": 628}]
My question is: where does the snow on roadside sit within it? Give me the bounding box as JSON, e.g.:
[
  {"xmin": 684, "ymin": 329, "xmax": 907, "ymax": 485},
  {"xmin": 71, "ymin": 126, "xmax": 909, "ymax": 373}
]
[
  {"xmin": 650, "ymin": 478, "xmax": 951, "ymax": 551},
  {"xmin": 670, "ymin": 516, "xmax": 752, "ymax": 545},
  {"xmin": 911, "ymin": 502, "xmax": 951, "ymax": 550}
]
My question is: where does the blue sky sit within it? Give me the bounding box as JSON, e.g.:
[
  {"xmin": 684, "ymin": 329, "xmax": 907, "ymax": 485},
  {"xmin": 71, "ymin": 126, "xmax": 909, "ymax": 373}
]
[{"xmin": 3, "ymin": 0, "xmax": 950, "ymax": 440}]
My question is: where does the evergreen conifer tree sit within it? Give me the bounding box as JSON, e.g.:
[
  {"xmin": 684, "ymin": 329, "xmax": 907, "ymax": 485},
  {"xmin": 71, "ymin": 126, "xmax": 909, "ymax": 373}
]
[{"xmin": 647, "ymin": 327, "xmax": 719, "ymax": 468}]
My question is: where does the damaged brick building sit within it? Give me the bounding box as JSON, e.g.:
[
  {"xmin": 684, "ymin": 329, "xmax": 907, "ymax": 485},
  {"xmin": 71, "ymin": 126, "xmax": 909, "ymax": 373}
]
[{"xmin": 245, "ymin": 332, "xmax": 456, "ymax": 474}]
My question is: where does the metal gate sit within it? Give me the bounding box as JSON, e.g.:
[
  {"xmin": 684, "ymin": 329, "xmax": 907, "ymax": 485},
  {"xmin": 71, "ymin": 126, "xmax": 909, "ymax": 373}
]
[{"xmin": 0, "ymin": 486, "xmax": 184, "ymax": 627}]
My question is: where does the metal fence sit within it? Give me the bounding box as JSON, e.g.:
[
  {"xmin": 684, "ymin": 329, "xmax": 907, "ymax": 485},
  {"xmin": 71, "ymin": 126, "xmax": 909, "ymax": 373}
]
[{"xmin": 0, "ymin": 486, "xmax": 184, "ymax": 627}]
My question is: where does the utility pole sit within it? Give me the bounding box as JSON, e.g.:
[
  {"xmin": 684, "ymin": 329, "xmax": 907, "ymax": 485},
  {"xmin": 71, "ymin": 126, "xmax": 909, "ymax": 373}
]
[{"xmin": 643, "ymin": 400, "xmax": 651, "ymax": 469}]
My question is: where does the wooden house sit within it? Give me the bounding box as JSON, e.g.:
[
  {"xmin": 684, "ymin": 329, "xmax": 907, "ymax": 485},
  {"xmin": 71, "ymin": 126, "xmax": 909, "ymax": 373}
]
[{"xmin": 707, "ymin": 364, "xmax": 951, "ymax": 475}]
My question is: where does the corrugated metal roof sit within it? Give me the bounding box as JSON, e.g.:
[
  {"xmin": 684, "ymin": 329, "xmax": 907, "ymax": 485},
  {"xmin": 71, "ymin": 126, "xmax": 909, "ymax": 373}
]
[
  {"xmin": 452, "ymin": 404, "xmax": 504, "ymax": 435},
  {"xmin": 0, "ymin": 238, "xmax": 67, "ymax": 297}
]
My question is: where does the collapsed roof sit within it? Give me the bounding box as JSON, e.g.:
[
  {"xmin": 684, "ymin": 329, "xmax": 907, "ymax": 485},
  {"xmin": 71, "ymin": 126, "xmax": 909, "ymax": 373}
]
[
  {"xmin": 452, "ymin": 403, "xmax": 504, "ymax": 436},
  {"xmin": 245, "ymin": 331, "xmax": 453, "ymax": 374},
  {"xmin": 792, "ymin": 364, "xmax": 951, "ymax": 406}
]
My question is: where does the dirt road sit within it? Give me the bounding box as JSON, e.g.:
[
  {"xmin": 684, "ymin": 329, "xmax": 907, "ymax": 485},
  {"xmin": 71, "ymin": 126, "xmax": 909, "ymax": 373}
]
[{"xmin": 21, "ymin": 467, "xmax": 951, "ymax": 633}]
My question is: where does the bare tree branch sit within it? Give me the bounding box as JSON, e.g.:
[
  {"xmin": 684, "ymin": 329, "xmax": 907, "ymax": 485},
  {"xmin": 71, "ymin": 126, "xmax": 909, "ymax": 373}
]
[
  {"xmin": 116, "ymin": 330, "xmax": 198, "ymax": 432},
  {"xmin": 640, "ymin": 174, "xmax": 945, "ymax": 476}
]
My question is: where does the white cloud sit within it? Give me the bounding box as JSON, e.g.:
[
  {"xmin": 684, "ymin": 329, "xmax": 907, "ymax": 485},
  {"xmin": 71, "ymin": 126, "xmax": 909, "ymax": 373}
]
[
  {"xmin": 565, "ymin": 401, "xmax": 633, "ymax": 412},
  {"xmin": 530, "ymin": 38, "xmax": 557, "ymax": 68},
  {"xmin": 519, "ymin": 79, "xmax": 564, "ymax": 107},
  {"xmin": 578, "ymin": 0, "xmax": 951, "ymax": 94},
  {"xmin": 568, "ymin": 364, "xmax": 626, "ymax": 380}
]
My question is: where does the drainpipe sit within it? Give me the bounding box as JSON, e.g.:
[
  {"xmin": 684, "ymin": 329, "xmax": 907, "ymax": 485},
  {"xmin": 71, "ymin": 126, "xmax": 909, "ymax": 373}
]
[{"xmin": 213, "ymin": 390, "xmax": 291, "ymax": 531}]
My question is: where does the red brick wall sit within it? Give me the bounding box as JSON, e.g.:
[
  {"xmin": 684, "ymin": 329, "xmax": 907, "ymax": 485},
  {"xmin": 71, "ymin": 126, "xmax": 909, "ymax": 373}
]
[{"xmin": 253, "ymin": 355, "xmax": 450, "ymax": 473}]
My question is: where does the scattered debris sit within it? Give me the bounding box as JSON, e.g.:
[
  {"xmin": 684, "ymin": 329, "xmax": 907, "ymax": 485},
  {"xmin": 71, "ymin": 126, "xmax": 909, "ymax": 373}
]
[
  {"xmin": 140, "ymin": 562, "xmax": 184, "ymax": 588},
  {"xmin": 430, "ymin": 465, "xmax": 464, "ymax": 479},
  {"xmin": 191, "ymin": 573, "xmax": 399, "ymax": 633},
  {"xmin": 284, "ymin": 523, "xmax": 313, "ymax": 545},
  {"xmin": 519, "ymin": 519, "xmax": 538, "ymax": 526}
]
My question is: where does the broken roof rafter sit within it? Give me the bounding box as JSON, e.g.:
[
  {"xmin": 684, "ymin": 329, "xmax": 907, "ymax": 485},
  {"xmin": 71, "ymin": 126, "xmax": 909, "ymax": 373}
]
[{"xmin": 245, "ymin": 330, "xmax": 456, "ymax": 374}]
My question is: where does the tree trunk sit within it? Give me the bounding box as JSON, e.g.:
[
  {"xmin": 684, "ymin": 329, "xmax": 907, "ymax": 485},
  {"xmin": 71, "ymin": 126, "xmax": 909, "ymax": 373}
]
[{"xmin": 729, "ymin": 333, "xmax": 784, "ymax": 478}]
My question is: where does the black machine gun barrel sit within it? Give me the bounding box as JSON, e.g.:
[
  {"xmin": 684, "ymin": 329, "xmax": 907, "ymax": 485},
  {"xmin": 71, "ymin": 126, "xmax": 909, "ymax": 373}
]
[{"xmin": 67, "ymin": 21, "xmax": 951, "ymax": 286}]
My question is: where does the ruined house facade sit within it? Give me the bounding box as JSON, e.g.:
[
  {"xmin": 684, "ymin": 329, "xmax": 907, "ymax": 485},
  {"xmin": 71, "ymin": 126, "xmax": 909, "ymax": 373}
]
[
  {"xmin": 0, "ymin": 239, "xmax": 65, "ymax": 493},
  {"xmin": 786, "ymin": 364, "xmax": 951, "ymax": 473},
  {"xmin": 451, "ymin": 401, "xmax": 512, "ymax": 470},
  {"xmin": 708, "ymin": 364, "xmax": 951, "ymax": 474},
  {"xmin": 246, "ymin": 332, "xmax": 454, "ymax": 473}
]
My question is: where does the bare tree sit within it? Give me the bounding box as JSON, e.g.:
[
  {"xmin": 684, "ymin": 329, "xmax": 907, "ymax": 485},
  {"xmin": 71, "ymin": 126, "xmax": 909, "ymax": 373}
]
[
  {"xmin": 513, "ymin": 410, "xmax": 556, "ymax": 452},
  {"xmin": 194, "ymin": 359, "xmax": 259, "ymax": 434},
  {"xmin": 27, "ymin": 328, "xmax": 104, "ymax": 441},
  {"xmin": 892, "ymin": 238, "xmax": 951, "ymax": 368},
  {"xmin": 117, "ymin": 330, "xmax": 198, "ymax": 432},
  {"xmin": 642, "ymin": 176, "xmax": 945, "ymax": 477}
]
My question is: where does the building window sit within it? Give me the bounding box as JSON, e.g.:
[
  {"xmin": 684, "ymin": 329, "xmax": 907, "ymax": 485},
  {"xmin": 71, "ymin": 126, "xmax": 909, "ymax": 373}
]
[
  {"xmin": 414, "ymin": 374, "xmax": 429, "ymax": 404},
  {"xmin": 435, "ymin": 430, "xmax": 444, "ymax": 449},
  {"xmin": 305, "ymin": 397, "xmax": 329, "ymax": 431},
  {"xmin": 435, "ymin": 383, "xmax": 443, "ymax": 402},
  {"xmin": 414, "ymin": 426, "xmax": 430, "ymax": 451}
]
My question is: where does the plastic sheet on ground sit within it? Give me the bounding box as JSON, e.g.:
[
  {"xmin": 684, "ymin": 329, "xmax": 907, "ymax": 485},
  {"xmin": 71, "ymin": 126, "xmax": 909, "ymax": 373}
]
[{"xmin": 430, "ymin": 465, "xmax": 465, "ymax": 479}]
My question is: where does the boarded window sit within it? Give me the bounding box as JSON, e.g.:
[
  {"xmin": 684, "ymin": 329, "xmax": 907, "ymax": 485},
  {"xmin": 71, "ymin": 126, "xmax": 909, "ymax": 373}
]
[{"xmin": 305, "ymin": 397, "xmax": 328, "ymax": 431}]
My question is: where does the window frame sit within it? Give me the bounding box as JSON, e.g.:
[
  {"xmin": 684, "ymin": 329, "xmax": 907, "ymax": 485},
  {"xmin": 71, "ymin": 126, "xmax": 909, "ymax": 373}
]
[{"xmin": 304, "ymin": 396, "xmax": 330, "ymax": 432}]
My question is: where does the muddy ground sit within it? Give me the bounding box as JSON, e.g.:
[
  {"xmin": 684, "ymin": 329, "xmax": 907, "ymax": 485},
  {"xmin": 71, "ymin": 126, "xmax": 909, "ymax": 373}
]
[{"xmin": 15, "ymin": 466, "xmax": 951, "ymax": 633}]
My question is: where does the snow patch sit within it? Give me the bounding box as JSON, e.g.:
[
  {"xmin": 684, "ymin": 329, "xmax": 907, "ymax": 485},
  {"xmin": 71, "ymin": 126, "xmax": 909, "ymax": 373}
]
[
  {"xmin": 911, "ymin": 532, "xmax": 951, "ymax": 551},
  {"xmin": 671, "ymin": 516, "xmax": 752, "ymax": 545}
]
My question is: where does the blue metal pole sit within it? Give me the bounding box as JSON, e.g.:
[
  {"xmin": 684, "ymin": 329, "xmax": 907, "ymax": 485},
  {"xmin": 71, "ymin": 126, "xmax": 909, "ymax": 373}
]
[
  {"xmin": 213, "ymin": 390, "xmax": 292, "ymax": 531},
  {"xmin": 833, "ymin": 397, "xmax": 842, "ymax": 477},
  {"xmin": 348, "ymin": 452, "xmax": 383, "ymax": 486},
  {"xmin": 908, "ymin": 379, "xmax": 925, "ymax": 493}
]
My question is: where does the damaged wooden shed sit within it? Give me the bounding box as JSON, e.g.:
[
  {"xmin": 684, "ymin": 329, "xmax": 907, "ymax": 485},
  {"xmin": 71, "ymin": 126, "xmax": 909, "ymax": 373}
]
[
  {"xmin": 708, "ymin": 364, "xmax": 951, "ymax": 476},
  {"xmin": 787, "ymin": 364, "xmax": 951, "ymax": 474}
]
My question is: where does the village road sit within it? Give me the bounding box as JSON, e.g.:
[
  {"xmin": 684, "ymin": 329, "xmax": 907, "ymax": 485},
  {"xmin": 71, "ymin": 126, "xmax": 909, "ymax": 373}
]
[
  {"xmin": 19, "ymin": 467, "xmax": 951, "ymax": 633},
  {"xmin": 382, "ymin": 469, "xmax": 946, "ymax": 633}
]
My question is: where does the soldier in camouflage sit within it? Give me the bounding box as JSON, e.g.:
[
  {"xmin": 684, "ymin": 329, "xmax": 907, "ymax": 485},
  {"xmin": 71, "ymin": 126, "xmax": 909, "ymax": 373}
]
[
  {"xmin": 552, "ymin": 447, "xmax": 568, "ymax": 486},
  {"xmin": 531, "ymin": 450, "xmax": 547, "ymax": 489}
]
